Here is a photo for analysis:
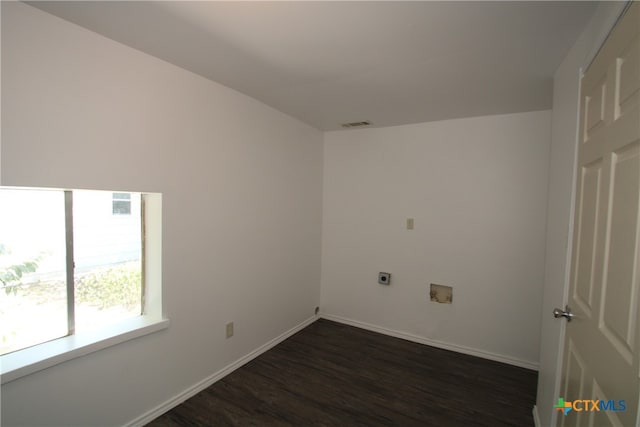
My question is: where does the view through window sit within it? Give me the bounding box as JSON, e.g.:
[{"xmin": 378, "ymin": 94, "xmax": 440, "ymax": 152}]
[{"xmin": 0, "ymin": 188, "xmax": 143, "ymax": 355}]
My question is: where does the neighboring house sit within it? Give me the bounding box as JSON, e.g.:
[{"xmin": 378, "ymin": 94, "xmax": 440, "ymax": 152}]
[{"xmin": 73, "ymin": 191, "xmax": 141, "ymax": 273}]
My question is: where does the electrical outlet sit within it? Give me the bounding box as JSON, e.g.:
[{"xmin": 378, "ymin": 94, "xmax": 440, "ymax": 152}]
[
  {"xmin": 226, "ymin": 322, "xmax": 234, "ymax": 338},
  {"xmin": 378, "ymin": 272, "xmax": 391, "ymax": 285}
]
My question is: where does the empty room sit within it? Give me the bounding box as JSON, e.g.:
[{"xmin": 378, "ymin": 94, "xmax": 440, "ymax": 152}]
[{"xmin": 1, "ymin": 1, "xmax": 639, "ymax": 426}]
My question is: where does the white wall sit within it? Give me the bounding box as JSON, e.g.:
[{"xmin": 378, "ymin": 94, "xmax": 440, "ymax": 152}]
[
  {"xmin": 321, "ymin": 110, "xmax": 551, "ymax": 368},
  {"xmin": 535, "ymin": 2, "xmax": 628, "ymax": 425},
  {"xmin": 0, "ymin": 2, "xmax": 2, "ymax": 188},
  {"xmin": 0, "ymin": 3, "xmax": 323, "ymax": 426}
]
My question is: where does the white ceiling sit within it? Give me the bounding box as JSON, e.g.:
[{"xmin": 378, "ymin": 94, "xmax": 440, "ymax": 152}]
[{"xmin": 28, "ymin": 1, "xmax": 597, "ymax": 131}]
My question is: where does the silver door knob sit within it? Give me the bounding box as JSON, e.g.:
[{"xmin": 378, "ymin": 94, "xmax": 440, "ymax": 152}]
[{"xmin": 553, "ymin": 305, "xmax": 573, "ymax": 322}]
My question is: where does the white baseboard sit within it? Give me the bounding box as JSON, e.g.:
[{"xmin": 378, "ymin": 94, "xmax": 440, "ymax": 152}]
[
  {"xmin": 320, "ymin": 313, "xmax": 539, "ymax": 371},
  {"xmin": 126, "ymin": 315, "xmax": 318, "ymax": 427},
  {"xmin": 532, "ymin": 405, "xmax": 541, "ymax": 427}
]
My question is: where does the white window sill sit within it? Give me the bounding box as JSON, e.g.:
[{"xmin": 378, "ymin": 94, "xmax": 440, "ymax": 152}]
[{"xmin": 0, "ymin": 316, "xmax": 169, "ymax": 384}]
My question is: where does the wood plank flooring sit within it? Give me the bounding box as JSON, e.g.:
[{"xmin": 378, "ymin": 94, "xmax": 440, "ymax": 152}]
[{"xmin": 148, "ymin": 319, "xmax": 537, "ymax": 426}]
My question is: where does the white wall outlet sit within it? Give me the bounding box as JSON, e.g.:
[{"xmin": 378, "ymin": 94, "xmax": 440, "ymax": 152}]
[
  {"xmin": 407, "ymin": 218, "xmax": 414, "ymax": 230},
  {"xmin": 226, "ymin": 322, "xmax": 234, "ymax": 338}
]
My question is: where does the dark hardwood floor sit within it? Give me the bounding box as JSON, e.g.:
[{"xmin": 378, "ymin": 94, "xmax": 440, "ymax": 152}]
[{"xmin": 148, "ymin": 319, "xmax": 537, "ymax": 426}]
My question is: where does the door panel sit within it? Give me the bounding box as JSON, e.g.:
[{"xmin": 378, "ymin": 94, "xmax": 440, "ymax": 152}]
[
  {"xmin": 563, "ymin": 340, "xmax": 586, "ymax": 427},
  {"xmin": 617, "ymin": 36, "xmax": 639, "ymax": 117},
  {"xmin": 600, "ymin": 142, "xmax": 639, "ymax": 362},
  {"xmin": 573, "ymin": 160, "xmax": 602, "ymax": 315},
  {"xmin": 585, "ymin": 80, "xmax": 606, "ymax": 137},
  {"xmin": 591, "ymin": 380, "xmax": 624, "ymax": 427}
]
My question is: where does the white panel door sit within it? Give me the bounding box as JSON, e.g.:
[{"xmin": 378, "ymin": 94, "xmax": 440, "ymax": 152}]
[{"xmin": 559, "ymin": 3, "xmax": 640, "ymax": 427}]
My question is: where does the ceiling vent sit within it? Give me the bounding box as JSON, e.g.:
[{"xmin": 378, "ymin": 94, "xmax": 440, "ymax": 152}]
[{"xmin": 341, "ymin": 121, "xmax": 372, "ymax": 128}]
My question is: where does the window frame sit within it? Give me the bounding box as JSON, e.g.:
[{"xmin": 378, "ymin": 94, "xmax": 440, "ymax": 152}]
[{"xmin": 0, "ymin": 187, "xmax": 167, "ymax": 385}]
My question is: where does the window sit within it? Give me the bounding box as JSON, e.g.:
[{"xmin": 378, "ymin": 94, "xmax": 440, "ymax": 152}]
[
  {"xmin": 0, "ymin": 189, "xmax": 67, "ymax": 354},
  {"xmin": 112, "ymin": 192, "xmax": 131, "ymax": 215},
  {"xmin": 0, "ymin": 187, "xmax": 165, "ymax": 383}
]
